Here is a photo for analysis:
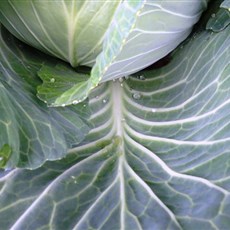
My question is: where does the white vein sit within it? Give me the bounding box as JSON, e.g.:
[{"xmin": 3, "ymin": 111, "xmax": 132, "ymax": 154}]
[
  {"xmin": 124, "ymin": 162, "xmax": 183, "ymax": 230},
  {"xmin": 10, "ymin": 145, "xmax": 114, "ymax": 230},
  {"xmin": 125, "ymin": 124, "xmax": 230, "ymax": 146},
  {"xmin": 125, "ymin": 134, "xmax": 229, "ymax": 195}
]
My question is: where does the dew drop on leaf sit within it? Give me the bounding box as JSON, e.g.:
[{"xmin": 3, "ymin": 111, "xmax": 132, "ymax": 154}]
[
  {"xmin": 50, "ymin": 78, "xmax": 55, "ymax": 83},
  {"xmin": 139, "ymin": 75, "xmax": 145, "ymax": 80},
  {"xmin": 132, "ymin": 92, "xmax": 141, "ymax": 100},
  {"xmin": 72, "ymin": 100, "xmax": 78, "ymax": 105},
  {"xmin": 119, "ymin": 77, "xmax": 124, "ymax": 83},
  {"xmin": 102, "ymin": 99, "xmax": 107, "ymax": 104}
]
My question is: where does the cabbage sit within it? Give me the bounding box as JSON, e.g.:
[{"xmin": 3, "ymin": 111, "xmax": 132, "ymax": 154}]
[
  {"xmin": 1, "ymin": 1, "xmax": 230, "ymax": 229},
  {"xmin": 0, "ymin": 0, "xmax": 208, "ymax": 106}
]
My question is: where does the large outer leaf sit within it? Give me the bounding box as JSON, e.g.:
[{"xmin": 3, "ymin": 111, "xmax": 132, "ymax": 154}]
[
  {"xmin": 35, "ymin": 0, "xmax": 208, "ymax": 106},
  {"xmin": 0, "ymin": 23, "xmax": 230, "ymax": 229},
  {"xmin": 0, "ymin": 26, "xmax": 90, "ymax": 169}
]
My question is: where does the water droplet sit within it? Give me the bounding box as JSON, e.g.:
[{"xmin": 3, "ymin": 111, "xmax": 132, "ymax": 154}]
[
  {"xmin": 71, "ymin": 176, "xmax": 75, "ymax": 179},
  {"xmin": 121, "ymin": 118, "xmax": 126, "ymax": 122},
  {"xmin": 72, "ymin": 100, "xmax": 78, "ymax": 105},
  {"xmin": 61, "ymin": 104, "xmax": 66, "ymax": 107},
  {"xmin": 83, "ymin": 104, "xmax": 86, "ymax": 107},
  {"xmin": 102, "ymin": 99, "xmax": 107, "ymax": 104},
  {"xmin": 132, "ymin": 92, "xmax": 141, "ymax": 100},
  {"xmin": 139, "ymin": 75, "xmax": 145, "ymax": 80},
  {"xmin": 211, "ymin": 13, "xmax": 216, "ymax": 18},
  {"xmin": 50, "ymin": 78, "xmax": 55, "ymax": 83},
  {"xmin": 119, "ymin": 77, "xmax": 124, "ymax": 83},
  {"xmin": 0, "ymin": 157, "xmax": 3, "ymax": 161},
  {"xmin": 151, "ymin": 108, "xmax": 156, "ymax": 112},
  {"xmin": 112, "ymin": 79, "xmax": 116, "ymax": 82},
  {"xmin": 120, "ymin": 83, "xmax": 123, "ymax": 87}
]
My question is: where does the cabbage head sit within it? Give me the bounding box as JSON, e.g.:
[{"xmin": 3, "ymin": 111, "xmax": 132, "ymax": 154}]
[{"xmin": 0, "ymin": 0, "xmax": 208, "ymax": 106}]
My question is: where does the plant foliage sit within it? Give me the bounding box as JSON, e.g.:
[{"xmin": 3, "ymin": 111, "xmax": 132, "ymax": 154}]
[{"xmin": 0, "ymin": 1, "xmax": 230, "ymax": 229}]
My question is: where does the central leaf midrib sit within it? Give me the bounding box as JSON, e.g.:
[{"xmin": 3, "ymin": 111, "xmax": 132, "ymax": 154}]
[
  {"xmin": 111, "ymin": 81, "xmax": 126, "ymax": 229},
  {"xmin": 112, "ymin": 81, "xmax": 124, "ymax": 138}
]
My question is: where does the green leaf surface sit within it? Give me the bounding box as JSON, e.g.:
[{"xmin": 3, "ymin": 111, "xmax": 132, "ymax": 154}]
[
  {"xmin": 0, "ymin": 144, "xmax": 11, "ymax": 168},
  {"xmin": 0, "ymin": 22, "xmax": 230, "ymax": 229},
  {"xmin": 0, "ymin": 26, "xmax": 90, "ymax": 169},
  {"xmin": 37, "ymin": 64, "xmax": 91, "ymax": 106}
]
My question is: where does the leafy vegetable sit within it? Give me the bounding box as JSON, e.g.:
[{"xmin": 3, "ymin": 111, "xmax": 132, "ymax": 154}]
[
  {"xmin": 0, "ymin": 0, "xmax": 208, "ymax": 106},
  {"xmin": 0, "ymin": 1, "xmax": 230, "ymax": 229}
]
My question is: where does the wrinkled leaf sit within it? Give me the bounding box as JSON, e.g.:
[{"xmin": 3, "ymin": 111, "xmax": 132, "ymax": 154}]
[
  {"xmin": 0, "ymin": 21, "xmax": 230, "ymax": 229},
  {"xmin": 0, "ymin": 26, "xmax": 90, "ymax": 169}
]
